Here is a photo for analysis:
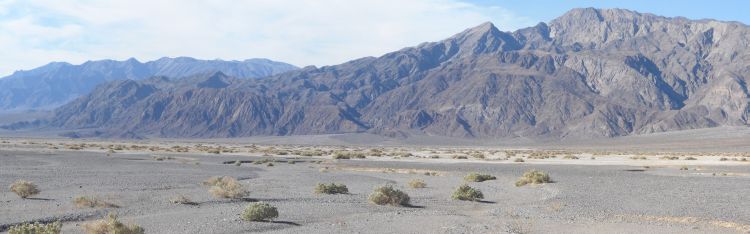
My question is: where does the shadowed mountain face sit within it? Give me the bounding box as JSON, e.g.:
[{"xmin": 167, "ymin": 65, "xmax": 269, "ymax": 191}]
[
  {"xmin": 0, "ymin": 57, "xmax": 297, "ymax": 111},
  {"xmin": 49, "ymin": 8, "xmax": 750, "ymax": 139}
]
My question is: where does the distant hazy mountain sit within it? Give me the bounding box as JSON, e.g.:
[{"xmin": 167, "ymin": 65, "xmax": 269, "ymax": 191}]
[
  {"xmin": 0, "ymin": 57, "xmax": 297, "ymax": 111},
  {"xmin": 47, "ymin": 8, "xmax": 750, "ymax": 139}
]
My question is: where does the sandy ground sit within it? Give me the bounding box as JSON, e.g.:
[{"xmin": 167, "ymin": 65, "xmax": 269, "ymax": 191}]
[{"xmin": 1, "ymin": 139, "xmax": 750, "ymax": 233}]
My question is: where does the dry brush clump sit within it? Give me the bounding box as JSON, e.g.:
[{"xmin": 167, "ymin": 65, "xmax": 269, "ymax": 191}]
[
  {"xmin": 10, "ymin": 180, "xmax": 40, "ymax": 199},
  {"xmin": 241, "ymin": 202, "xmax": 279, "ymax": 221},
  {"xmin": 74, "ymin": 196, "xmax": 119, "ymax": 208},
  {"xmin": 203, "ymin": 176, "xmax": 248, "ymax": 199},
  {"xmin": 8, "ymin": 221, "xmax": 62, "ymax": 234},
  {"xmin": 169, "ymin": 194, "xmax": 195, "ymax": 205},
  {"xmin": 451, "ymin": 184, "xmax": 484, "ymax": 201},
  {"xmin": 368, "ymin": 185, "xmax": 410, "ymax": 206},
  {"xmin": 333, "ymin": 150, "xmax": 366, "ymax": 159},
  {"xmin": 314, "ymin": 183, "xmax": 349, "ymax": 194},
  {"xmin": 464, "ymin": 173, "xmax": 496, "ymax": 182},
  {"xmin": 408, "ymin": 179, "xmax": 427, "ymax": 188},
  {"xmin": 82, "ymin": 213, "xmax": 144, "ymax": 234},
  {"xmin": 562, "ymin": 155, "xmax": 580, "ymax": 160},
  {"xmin": 515, "ymin": 170, "xmax": 551, "ymax": 187}
]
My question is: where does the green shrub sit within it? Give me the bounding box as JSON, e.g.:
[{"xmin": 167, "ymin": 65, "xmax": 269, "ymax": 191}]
[
  {"xmin": 464, "ymin": 173, "xmax": 496, "ymax": 182},
  {"xmin": 82, "ymin": 214, "xmax": 144, "ymax": 234},
  {"xmin": 241, "ymin": 203, "xmax": 279, "ymax": 221},
  {"xmin": 451, "ymin": 184, "xmax": 484, "ymax": 201},
  {"xmin": 515, "ymin": 170, "xmax": 551, "ymax": 187},
  {"xmin": 368, "ymin": 185, "xmax": 410, "ymax": 206},
  {"xmin": 203, "ymin": 176, "xmax": 248, "ymax": 199},
  {"xmin": 10, "ymin": 180, "xmax": 40, "ymax": 199},
  {"xmin": 314, "ymin": 183, "xmax": 349, "ymax": 194},
  {"xmin": 407, "ymin": 179, "xmax": 426, "ymax": 188},
  {"xmin": 8, "ymin": 221, "xmax": 62, "ymax": 234}
]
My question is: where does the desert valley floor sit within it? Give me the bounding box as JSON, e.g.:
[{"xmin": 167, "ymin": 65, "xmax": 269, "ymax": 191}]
[{"xmin": 1, "ymin": 135, "xmax": 750, "ymax": 234}]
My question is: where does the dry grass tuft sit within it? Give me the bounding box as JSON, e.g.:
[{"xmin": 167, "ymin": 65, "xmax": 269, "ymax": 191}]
[
  {"xmin": 407, "ymin": 179, "xmax": 427, "ymax": 188},
  {"xmin": 74, "ymin": 196, "xmax": 119, "ymax": 208},
  {"xmin": 10, "ymin": 180, "xmax": 40, "ymax": 199},
  {"xmin": 515, "ymin": 170, "xmax": 551, "ymax": 187},
  {"xmin": 169, "ymin": 194, "xmax": 196, "ymax": 205},
  {"xmin": 82, "ymin": 213, "xmax": 144, "ymax": 234},
  {"xmin": 203, "ymin": 176, "xmax": 248, "ymax": 199}
]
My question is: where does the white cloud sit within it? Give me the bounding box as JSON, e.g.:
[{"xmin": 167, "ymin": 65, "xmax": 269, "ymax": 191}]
[{"xmin": 0, "ymin": 0, "xmax": 535, "ymax": 76}]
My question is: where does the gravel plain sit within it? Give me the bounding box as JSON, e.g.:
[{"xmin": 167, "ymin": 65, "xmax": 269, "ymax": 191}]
[{"xmin": 1, "ymin": 139, "xmax": 750, "ymax": 234}]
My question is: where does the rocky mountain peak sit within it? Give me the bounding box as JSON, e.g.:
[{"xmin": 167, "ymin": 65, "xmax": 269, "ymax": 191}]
[{"xmin": 447, "ymin": 21, "xmax": 520, "ymax": 56}]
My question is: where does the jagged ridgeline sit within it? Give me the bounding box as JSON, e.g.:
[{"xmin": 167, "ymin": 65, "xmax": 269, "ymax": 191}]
[
  {"xmin": 0, "ymin": 57, "xmax": 298, "ymax": 110},
  {"xmin": 48, "ymin": 8, "xmax": 750, "ymax": 138}
]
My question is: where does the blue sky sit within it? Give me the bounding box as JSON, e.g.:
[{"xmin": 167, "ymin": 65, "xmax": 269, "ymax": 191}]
[{"xmin": 0, "ymin": 0, "xmax": 747, "ymax": 77}]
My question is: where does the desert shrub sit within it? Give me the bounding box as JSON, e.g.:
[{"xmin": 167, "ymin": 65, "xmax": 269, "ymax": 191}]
[
  {"xmin": 684, "ymin": 156, "xmax": 697, "ymax": 160},
  {"xmin": 562, "ymin": 155, "xmax": 579, "ymax": 160},
  {"xmin": 241, "ymin": 203, "xmax": 279, "ymax": 221},
  {"xmin": 719, "ymin": 157, "xmax": 728, "ymax": 161},
  {"xmin": 407, "ymin": 179, "xmax": 426, "ymax": 188},
  {"xmin": 660, "ymin": 156, "xmax": 679, "ymax": 160},
  {"xmin": 679, "ymin": 166, "xmax": 689, "ymax": 170},
  {"xmin": 266, "ymin": 163, "xmax": 274, "ymax": 167},
  {"xmin": 252, "ymin": 158, "xmax": 274, "ymax": 164},
  {"xmin": 464, "ymin": 173, "xmax": 496, "ymax": 182},
  {"xmin": 368, "ymin": 185, "xmax": 410, "ymax": 206},
  {"xmin": 203, "ymin": 176, "xmax": 248, "ymax": 199},
  {"xmin": 470, "ymin": 152, "xmax": 485, "ymax": 159},
  {"xmin": 74, "ymin": 196, "xmax": 118, "ymax": 208},
  {"xmin": 169, "ymin": 195, "xmax": 195, "ymax": 205},
  {"xmin": 8, "ymin": 221, "xmax": 62, "ymax": 234},
  {"xmin": 515, "ymin": 170, "xmax": 551, "ymax": 187},
  {"xmin": 82, "ymin": 213, "xmax": 144, "ymax": 234},
  {"xmin": 424, "ymin": 171, "xmax": 438, "ymax": 176},
  {"xmin": 333, "ymin": 151, "xmax": 366, "ymax": 159},
  {"xmin": 314, "ymin": 183, "xmax": 349, "ymax": 194},
  {"xmin": 332, "ymin": 153, "xmax": 350, "ymax": 159},
  {"xmin": 452, "ymin": 155, "xmax": 468, "ymax": 159},
  {"xmin": 451, "ymin": 184, "xmax": 484, "ymax": 201},
  {"xmin": 514, "ymin": 158, "xmax": 525, "ymax": 162},
  {"xmin": 10, "ymin": 180, "xmax": 40, "ymax": 199}
]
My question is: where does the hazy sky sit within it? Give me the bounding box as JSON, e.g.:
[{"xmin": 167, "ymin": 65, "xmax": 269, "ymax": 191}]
[{"xmin": 0, "ymin": 0, "xmax": 747, "ymax": 76}]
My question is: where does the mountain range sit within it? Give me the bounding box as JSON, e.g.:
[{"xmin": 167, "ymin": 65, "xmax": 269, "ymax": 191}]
[
  {"xmin": 0, "ymin": 57, "xmax": 297, "ymax": 111},
  {"xmin": 24, "ymin": 8, "xmax": 750, "ymax": 139}
]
